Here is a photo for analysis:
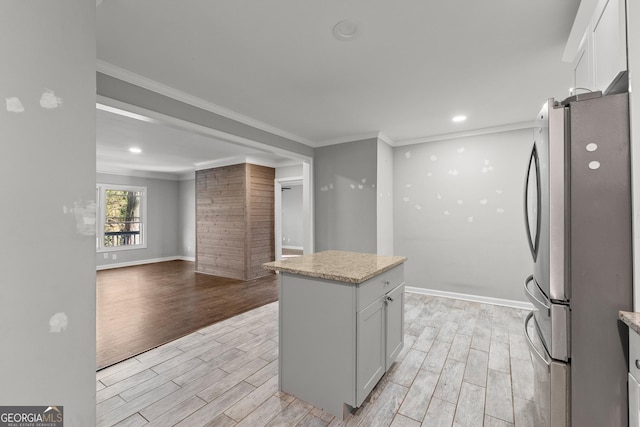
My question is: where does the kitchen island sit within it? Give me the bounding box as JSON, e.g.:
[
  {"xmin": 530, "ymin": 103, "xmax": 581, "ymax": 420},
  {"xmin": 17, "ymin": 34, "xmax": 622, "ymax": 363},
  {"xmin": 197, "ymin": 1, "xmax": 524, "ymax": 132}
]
[
  {"xmin": 263, "ymin": 250, "xmax": 407, "ymax": 419},
  {"xmin": 619, "ymin": 310, "xmax": 640, "ymax": 426}
]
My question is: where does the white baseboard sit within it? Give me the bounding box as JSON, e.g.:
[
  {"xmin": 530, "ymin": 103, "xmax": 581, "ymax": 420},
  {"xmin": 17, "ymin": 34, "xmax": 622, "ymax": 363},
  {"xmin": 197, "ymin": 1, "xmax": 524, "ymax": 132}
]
[
  {"xmin": 96, "ymin": 256, "xmax": 194, "ymax": 271},
  {"xmin": 405, "ymin": 286, "xmax": 534, "ymax": 310},
  {"xmin": 282, "ymin": 245, "xmax": 304, "ymax": 250}
]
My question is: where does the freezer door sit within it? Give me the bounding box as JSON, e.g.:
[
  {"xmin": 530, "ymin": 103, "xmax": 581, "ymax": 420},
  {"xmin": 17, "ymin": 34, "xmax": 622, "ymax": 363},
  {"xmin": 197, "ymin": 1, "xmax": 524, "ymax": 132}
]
[{"xmin": 524, "ymin": 311, "xmax": 570, "ymax": 427}]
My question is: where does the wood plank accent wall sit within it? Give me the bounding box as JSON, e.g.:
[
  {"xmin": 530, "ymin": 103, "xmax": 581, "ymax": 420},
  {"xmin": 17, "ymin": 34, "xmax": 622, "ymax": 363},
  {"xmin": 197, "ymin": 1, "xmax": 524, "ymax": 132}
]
[
  {"xmin": 247, "ymin": 164, "xmax": 276, "ymax": 279},
  {"xmin": 196, "ymin": 163, "xmax": 275, "ymax": 280}
]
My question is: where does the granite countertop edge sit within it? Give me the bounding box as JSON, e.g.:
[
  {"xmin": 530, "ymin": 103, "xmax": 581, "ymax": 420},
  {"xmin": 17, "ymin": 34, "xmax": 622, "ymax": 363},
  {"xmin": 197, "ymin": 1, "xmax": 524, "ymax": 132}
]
[
  {"xmin": 263, "ymin": 251, "xmax": 407, "ymax": 284},
  {"xmin": 619, "ymin": 311, "xmax": 640, "ymax": 335},
  {"xmin": 263, "ymin": 258, "xmax": 406, "ymax": 284}
]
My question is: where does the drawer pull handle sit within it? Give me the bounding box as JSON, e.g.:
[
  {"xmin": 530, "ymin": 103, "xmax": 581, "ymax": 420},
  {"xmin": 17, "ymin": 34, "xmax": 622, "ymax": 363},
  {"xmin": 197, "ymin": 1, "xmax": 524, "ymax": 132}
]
[
  {"xmin": 384, "ymin": 280, "xmax": 390, "ymax": 286},
  {"xmin": 635, "ymin": 360, "xmax": 640, "ymax": 370},
  {"xmin": 386, "ymin": 296, "xmax": 394, "ymax": 302}
]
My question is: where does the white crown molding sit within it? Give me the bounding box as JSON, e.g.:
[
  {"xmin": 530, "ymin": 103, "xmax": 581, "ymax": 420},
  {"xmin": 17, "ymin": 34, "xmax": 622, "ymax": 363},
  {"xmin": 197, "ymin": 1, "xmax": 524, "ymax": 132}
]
[
  {"xmin": 377, "ymin": 131, "xmax": 396, "ymax": 147},
  {"xmin": 395, "ymin": 121, "xmax": 535, "ymax": 147},
  {"xmin": 405, "ymin": 286, "xmax": 534, "ymax": 311},
  {"xmin": 96, "ymin": 60, "xmax": 316, "ymax": 147}
]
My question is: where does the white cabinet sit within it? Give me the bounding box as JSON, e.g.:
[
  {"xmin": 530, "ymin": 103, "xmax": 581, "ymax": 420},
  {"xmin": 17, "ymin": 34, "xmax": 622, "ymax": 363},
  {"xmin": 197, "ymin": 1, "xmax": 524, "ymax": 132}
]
[
  {"xmin": 572, "ymin": 0, "xmax": 627, "ymax": 92},
  {"xmin": 279, "ymin": 264, "xmax": 405, "ymax": 419},
  {"xmin": 630, "ymin": 373, "xmax": 640, "ymax": 427},
  {"xmin": 573, "ymin": 47, "xmax": 591, "ymax": 92},
  {"xmin": 592, "ymin": 0, "xmax": 627, "ymax": 91},
  {"xmin": 630, "ymin": 330, "xmax": 640, "ymax": 426},
  {"xmin": 356, "ymin": 296, "xmax": 385, "ymax": 405},
  {"xmin": 385, "ymin": 283, "xmax": 405, "ymax": 367},
  {"xmin": 356, "ymin": 282, "xmax": 404, "ymax": 406}
]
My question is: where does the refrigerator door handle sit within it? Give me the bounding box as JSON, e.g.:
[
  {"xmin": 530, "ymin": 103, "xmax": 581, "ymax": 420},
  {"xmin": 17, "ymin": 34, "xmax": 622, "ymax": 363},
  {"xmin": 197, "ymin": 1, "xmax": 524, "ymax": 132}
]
[
  {"xmin": 524, "ymin": 275, "xmax": 550, "ymax": 311},
  {"xmin": 524, "ymin": 311, "xmax": 550, "ymax": 368}
]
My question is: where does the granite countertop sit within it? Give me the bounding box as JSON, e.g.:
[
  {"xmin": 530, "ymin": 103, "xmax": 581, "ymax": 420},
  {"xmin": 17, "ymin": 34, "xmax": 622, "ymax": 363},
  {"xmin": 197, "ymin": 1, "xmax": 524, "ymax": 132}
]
[
  {"xmin": 620, "ymin": 311, "xmax": 640, "ymax": 335},
  {"xmin": 262, "ymin": 250, "xmax": 407, "ymax": 284}
]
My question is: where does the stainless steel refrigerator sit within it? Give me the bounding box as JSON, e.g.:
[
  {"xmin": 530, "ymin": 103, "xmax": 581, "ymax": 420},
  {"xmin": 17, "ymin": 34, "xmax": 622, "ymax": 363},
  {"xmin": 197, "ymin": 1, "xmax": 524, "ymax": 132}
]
[{"xmin": 523, "ymin": 91, "xmax": 632, "ymax": 427}]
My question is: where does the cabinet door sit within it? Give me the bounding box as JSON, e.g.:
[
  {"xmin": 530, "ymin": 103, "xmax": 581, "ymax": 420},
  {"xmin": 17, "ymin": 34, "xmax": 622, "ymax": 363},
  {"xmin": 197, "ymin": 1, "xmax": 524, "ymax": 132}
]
[
  {"xmin": 356, "ymin": 298, "xmax": 385, "ymax": 406},
  {"xmin": 630, "ymin": 373, "xmax": 640, "ymax": 427},
  {"xmin": 385, "ymin": 284, "xmax": 404, "ymax": 369},
  {"xmin": 592, "ymin": 0, "xmax": 626, "ymax": 91}
]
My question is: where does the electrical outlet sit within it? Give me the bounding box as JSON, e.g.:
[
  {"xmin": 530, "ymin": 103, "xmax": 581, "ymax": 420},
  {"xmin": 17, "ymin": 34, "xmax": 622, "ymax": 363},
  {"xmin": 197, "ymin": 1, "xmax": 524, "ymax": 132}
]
[
  {"xmin": 112, "ymin": 254, "xmax": 117, "ymax": 260},
  {"xmin": 104, "ymin": 253, "xmax": 108, "ymax": 259}
]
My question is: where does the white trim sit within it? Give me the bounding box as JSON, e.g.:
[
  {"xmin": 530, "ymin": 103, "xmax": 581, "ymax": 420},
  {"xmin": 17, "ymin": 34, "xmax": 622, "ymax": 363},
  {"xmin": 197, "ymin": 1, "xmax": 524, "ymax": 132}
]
[
  {"xmin": 405, "ymin": 286, "xmax": 534, "ymax": 310},
  {"xmin": 275, "ymin": 180, "xmax": 283, "ymax": 261},
  {"xmin": 302, "ymin": 161, "xmax": 314, "ymax": 254},
  {"xmin": 282, "ymin": 245, "xmax": 304, "ymax": 250},
  {"xmin": 96, "ymin": 60, "xmax": 315, "ymax": 147},
  {"xmin": 275, "ymin": 175, "xmax": 310, "ymax": 260},
  {"xmin": 395, "ymin": 121, "xmax": 535, "ymax": 147},
  {"xmin": 377, "ymin": 131, "xmax": 396, "ymax": 147},
  {"xmin": 96, "ymin": 256, "xmax": 193, "ymax": 270}
]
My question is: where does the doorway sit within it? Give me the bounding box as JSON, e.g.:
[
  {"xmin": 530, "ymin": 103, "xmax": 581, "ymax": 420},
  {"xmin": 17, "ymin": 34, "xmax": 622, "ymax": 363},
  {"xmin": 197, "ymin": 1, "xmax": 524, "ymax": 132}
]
[{"xmin": 275, "ymin": 166, "xmax": 313, "ymax": 260}]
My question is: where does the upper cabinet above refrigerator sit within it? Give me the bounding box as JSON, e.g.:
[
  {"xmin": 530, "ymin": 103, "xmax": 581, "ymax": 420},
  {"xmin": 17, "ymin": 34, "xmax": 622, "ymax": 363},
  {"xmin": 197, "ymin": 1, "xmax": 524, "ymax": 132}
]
[{"xmin": 569, "ymin": 0, "xmax": 628, "ymax": 95}]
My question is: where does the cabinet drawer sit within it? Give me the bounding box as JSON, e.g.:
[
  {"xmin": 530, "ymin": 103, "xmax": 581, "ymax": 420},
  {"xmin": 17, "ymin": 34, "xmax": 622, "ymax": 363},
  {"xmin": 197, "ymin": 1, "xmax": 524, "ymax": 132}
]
[
  {"xmin": 357, "ymin": 265, "xmax": 404, "ymax": 311},
  {"xmin": 631, "ymin": 330, "xmax": 640, "ymax": 378}
]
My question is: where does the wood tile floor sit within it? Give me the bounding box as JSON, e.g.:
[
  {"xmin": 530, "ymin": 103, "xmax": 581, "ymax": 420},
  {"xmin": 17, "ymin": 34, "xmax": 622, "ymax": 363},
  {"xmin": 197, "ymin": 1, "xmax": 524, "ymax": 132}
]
[{"xmin": 96, "ymin": 292, "xmax": 539, "ymax": 427}]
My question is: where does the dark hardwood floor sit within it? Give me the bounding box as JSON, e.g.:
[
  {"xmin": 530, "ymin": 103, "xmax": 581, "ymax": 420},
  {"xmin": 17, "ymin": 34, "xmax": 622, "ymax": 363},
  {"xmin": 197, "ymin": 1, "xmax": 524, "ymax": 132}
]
[{"xmin": 96, "ymin": 260, "xmax": 278, "ymax": 370}]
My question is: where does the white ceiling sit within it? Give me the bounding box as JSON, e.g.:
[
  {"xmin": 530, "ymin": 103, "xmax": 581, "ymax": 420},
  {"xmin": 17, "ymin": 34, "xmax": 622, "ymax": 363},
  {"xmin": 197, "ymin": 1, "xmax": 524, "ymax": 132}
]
[{"xmin": 96, "ymin": 0, "xmax": 581, "ymax": 175}]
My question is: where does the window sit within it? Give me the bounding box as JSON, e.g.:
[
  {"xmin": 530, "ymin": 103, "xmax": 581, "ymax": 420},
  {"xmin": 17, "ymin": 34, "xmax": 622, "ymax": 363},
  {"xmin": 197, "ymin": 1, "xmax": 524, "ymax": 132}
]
[{"xmin": 96, "ymin": 184, "xmax": 147, "ymax": 251}]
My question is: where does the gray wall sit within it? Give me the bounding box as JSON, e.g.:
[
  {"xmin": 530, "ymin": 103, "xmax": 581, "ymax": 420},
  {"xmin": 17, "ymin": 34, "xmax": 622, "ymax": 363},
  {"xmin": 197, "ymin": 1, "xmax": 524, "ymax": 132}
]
[
  {"xmin": 314, "ymin": 138, "xmax": 378, "ymax": 253},
  {"xmin": 0, "ymin": 1, "xmax": 96, "ymax": 424},
  {"xmin": 178, "ymin": 178, "xmax": 196, "ymax": 259},
  {"xmin": 282, "ymin": 184, "xmax": 304, "ymax": 247},
  {"xmin": 96, "ymin": 173, "xmax": 180, "ymax": 267},
  {"xmin": 394, "ymin": 129, "xmax": 532, "ymax": 302}
]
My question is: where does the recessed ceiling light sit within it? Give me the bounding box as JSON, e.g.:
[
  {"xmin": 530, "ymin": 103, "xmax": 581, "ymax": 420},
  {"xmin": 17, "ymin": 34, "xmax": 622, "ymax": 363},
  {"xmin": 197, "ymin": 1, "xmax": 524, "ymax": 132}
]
[
  {"xmin": 332, "ymin": 19, "xmax": 362, "ymax": 41},
  {"xmin": 129, "ymin": 147, "xmax": 142, "ymax": 154},
  {"xmin": 452, "ymin": 115, "xmax": 467, "ymax": 123}
]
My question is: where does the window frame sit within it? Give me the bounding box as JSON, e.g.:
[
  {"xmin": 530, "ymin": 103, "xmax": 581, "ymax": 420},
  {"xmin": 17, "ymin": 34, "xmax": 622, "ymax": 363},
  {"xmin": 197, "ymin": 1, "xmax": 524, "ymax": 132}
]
[{"xmin": 96, "ymin": 183, "xmax": 148, "ymax": 252}]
